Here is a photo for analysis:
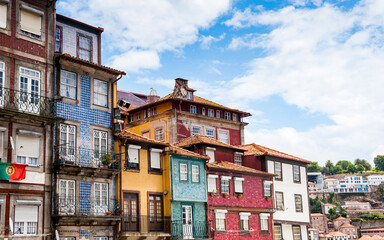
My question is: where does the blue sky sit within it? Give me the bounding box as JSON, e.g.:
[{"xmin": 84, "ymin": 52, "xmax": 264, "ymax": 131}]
[{"xmin": 57, "ymin": 0, "xmax": 384, "ymax": 165}]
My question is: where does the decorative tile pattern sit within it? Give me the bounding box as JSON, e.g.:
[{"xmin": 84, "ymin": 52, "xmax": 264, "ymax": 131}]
[{"xmin": 79, "ymin": 181, "xmax": 91, "ymax": 215}]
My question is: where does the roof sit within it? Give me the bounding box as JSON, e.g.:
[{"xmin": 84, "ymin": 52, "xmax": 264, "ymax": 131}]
[
  {"xmin": 323, "ymin": 203, "xmax": 336, "ymax": 206},
  {"xmin": 57, "ymin": 54, "xmax": 125, "ymax": 76},
  {"xmin": 344, "ymin": 201, "xmax": 370, "ymax": 205},
  {"xmin": 165, "ymin": 145, "xmax": 210, "ymax": 160},
  {"xmin": 117, "ymin": 90, "xmax": 147, "ymax": 107},
  {"xmin": 346, "ymin": 209, "xmax": 384, "ymax": 213},
  {"xmin": 175, "ymin": 134, "xmax": 245, "ymax": 151},
  {"xmin": 239, "ymin": 143, "xmax": 311, "ymax": 164},
  {"xmin": 311, "ymin": 213, "xmax": 325, "ymax": 217},
  {"xmin": 56, "ymin": 14, "xmax": 104, "ymax": 33},
  {"xmin": 206, "ymin": 161, "xmax": 276, "ymax": 177},
  {"xmin": 116, "ymin": 130, "xmax": 168, "ymax": 146},
  {"xmin": 334, "ymin": 216, "xmax": 349, "ymax": 221},
  {"xmin": 340, "ymin": 223, "xmax": 356, "ymax": 229},
  {"xmin": 326, "ymin": 231, "xmax": 349, "ymax": 237}
]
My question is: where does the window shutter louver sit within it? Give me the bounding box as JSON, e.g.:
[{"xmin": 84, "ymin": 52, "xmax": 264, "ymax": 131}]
[
  {"xmin": 150, "ymin": 148, "xmax": 162, "ymax": 169},
  {"xmin": 20, "ymin": 8, "xmax": 41, "ymax": 36},
  {"xmin": 0, "ymin": 3, "xmax": 6, "ymax": 29},
  {"xmin": 15, "ymin": 205, "xmax": 38, "ymax": 222},
  {"xmin": 16, "ymin": 134, "xmax": 40, "ymax": 158}
]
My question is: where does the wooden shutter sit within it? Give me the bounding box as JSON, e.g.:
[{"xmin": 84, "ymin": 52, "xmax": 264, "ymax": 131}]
[
  {"xmin": 20, "ymin": 8, "xmax": 41, "ymax": 36},
  {"xmin": 150, "ymin": 148, "xmax": 162, "ymax": 169}
]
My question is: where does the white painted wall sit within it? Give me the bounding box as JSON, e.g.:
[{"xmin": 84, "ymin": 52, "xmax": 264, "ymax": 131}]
[
  {"xmin": 280, "ymin": 223, "xmax": 308, "ymax": 240},
  {"xmin": 17, "ymin": 171, "xmax": 45, "ymax": 184}
]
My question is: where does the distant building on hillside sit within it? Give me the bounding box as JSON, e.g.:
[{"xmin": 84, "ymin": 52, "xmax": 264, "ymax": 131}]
[
  {"xmin": 367, "ymin": 174, "xmax": 384, "ymax": 186},
  {"xmin": 311, "ymin": 213, "xmax": 329, "ymax": 233},
  {"xmin": 342, "ymin": 201, "xmax": 371, "ymax": 210}
]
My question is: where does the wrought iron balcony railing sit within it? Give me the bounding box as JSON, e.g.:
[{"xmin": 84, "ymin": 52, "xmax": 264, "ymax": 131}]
[
  {"xmin": 54, "ymin": 146, "xmax": 120, "ymax": 170},
  {"xmin": 171, "ymin": 220, "xmax": 210, "ymax": 239},
  {"xmin": 0, "ymin": 87, "xmax": 55, "ymax": 118},
  {"xmin": 121, "ymin": 215, "xmax": 171, "ymax": 233},
  {"xmin": 53, "ymin": 197, "xmax": 121, "ymax": 217}
]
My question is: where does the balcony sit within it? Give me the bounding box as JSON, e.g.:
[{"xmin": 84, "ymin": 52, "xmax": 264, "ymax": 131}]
[
  {"xmin": 53, "ymin": 146, "xmax": 120, "ymax": 177},
  {"xmin": 0, "ymin": 87, "xmax": 55, "ymax": 119},
  {"xmin": 121, "ymin": 215, "xmax": 171, "ymax": 237},
  {"xmin": 52, "ymin": 197, "xmax": 121, "ymax": 226},
  {"xmin": 171, "ymin": 220, "xmax": 210, "ymax": 239}
]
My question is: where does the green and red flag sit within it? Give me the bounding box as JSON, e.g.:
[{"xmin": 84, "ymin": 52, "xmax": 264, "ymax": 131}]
[{"xmin": 0, "ymin": 163, "xmax": 27, "ymax": 181}]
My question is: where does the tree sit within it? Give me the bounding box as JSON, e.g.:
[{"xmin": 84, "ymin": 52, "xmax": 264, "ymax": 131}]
[
  {"xmin": 347, "ymin": 164, "xmax": 357, "ymax": 174},
  {"xmin": 355, "ymin": 158, "xmax": 372, "ymax": 171},
  {"xmin": 374, "ymin": 155, "xmax": 384, "ymax": 171},
  {"xmin": 325, "ymin": 160, "xmax": 334, "ymax": 169},
  {"xmin": 336, "ymin": 160, "xmax": 353, "ymax": 171},
  {"xmin": 357, "ymin": 164, "xmax": 365, "ymax": 173},
  {"xmin": 308, "ymin": 162, "xmax": 322, "ymax": 172}
]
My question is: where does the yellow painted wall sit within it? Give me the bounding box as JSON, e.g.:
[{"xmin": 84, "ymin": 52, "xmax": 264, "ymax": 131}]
[
  {"xmin": 127, "ymin": 115, "xmax": 170, "ymax": 142},
  {"xmin": 163, "ymin": 152, "xmax": 172, "ymax": 217},
  {"xmin": 156, "ymin": 101, "xmax": 173, "ymax": 114}
]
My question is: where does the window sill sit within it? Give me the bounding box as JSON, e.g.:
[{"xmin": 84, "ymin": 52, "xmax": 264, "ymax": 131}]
[
  {"xmin": 260, "ymin": 230, "xmax": 270, "ymax": 235},
  {"xmin": 148, "ymin": 169, "xmax": 162, "ymax": 175},
  {"xmin": 239, "ymin": 230, "xmax": 250, "ymax": 236},
  {"xmin": 59, "ymin": 97, "xmax": 79, "ymax": 106},
  {"xmin": 124, "ymin": 168, "xmax": 140, "ymax": 173}
]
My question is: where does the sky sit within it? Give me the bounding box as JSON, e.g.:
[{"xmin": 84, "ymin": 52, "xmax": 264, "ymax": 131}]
[{"xmin": 57, "ymin": 0, "xmax": 384, "ymax": 165}]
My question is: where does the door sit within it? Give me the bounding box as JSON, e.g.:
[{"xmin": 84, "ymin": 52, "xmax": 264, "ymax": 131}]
[
  {"xmin": 58, "ymin": 180, "xmax": 75, "ymax": 215},
  {"xmin": 149, "ymin": 195, "xmax": 163, "ymax": 232},
  {"xmin": 182, "ymin": 205, "xmax": 193, "ymax": 239},
  {"xmin": 94, "ymin": 182, "xmax": 108, "ymax": 215},
  {"xmin": 59, "ymin": 124, "xmax": 76, "ymax": 163},
  {"xmin": 19, "ymin": 67, "xmax": 40, "ymax": 114},
  {"xmin": 123, "ymin": 193, "xmax": 139, "ymax": 232}
]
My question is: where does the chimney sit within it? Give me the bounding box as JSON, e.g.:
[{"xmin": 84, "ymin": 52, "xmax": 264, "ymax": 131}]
[
  {"xmin": 173, "ymin": 78, "xmax": 189, "ymax": 98},
  {"xmin": 147, "ymin": 88, "xmax": 160, "ymax": 103}
]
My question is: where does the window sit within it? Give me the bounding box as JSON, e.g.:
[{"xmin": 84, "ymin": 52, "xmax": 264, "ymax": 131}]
[
  {"xmin": 148, "ymin": 195, "xmax": 163, "ymax": 223},
  {"xmin": 94, "ymin": 237, "xmax": 108, "ymax": 240},
  {"xmin": 180, "ymin": 163, "xmax": 187, "ymax": 181},
  {"xmin": 94, "ymin": 79, "xmax": 108, "ymax": 107},
  {"xmin": 20, "ymin": 7, "xmax": 42, "ymax": 38},
  {"xmin": 150, "ymin": 148, "xmax": 162, "ymax": 170},
  {"xmin": 93, "ymin": 130, "xmax": 107, "ymax": 164},
  {"xmin": 19, "ymin": 67, "xmax": 40, "ymax": 114},
  {"xmin": 292, "ymin": 226, "xmax": 301, "ymax": 240},
  {"xmin": 77, "ymin": 34, "xmax": 92, "ymax": 61},
  {"xmin": 0, "ymin": 3, "xmax": 7, "ymax": 29},
  {"xmin": 215, "ymin": 210, "xmax": 227, "ymax": 231},
  {"xmin": 94, "ymin": 182, "xmax": 108, "ymax": 215},
  {"xmin": 0, "ymin": 130, "xmax": 4, "ymax": 162},
  {"xmin": 233, "ymin": 113, "xmax": 237, "ymax": 121},
  {"xmin": 192, "ymin": 126, "xmax": 201, "ymax": 136},
  {"xmin": 202, "ymin": 108, "xmax": 206, "ymax": 116},
  {"xmin": 135, "ymin": 112, "xmax": 141, "ymax": 121},
  {"xmin": 216, "ymin": 110, "xmax": 221, "ymax": 118},
  {"xmin": 126, "ymin": 145, "xmax": 141, "ymax": 170},
  {"xmin": 274, "ymin": 224, "xmax": 282, "ymax": 240},
  {"xmin": 224, "ymin": 112, "xmax": 231, "ymax": 120},
  {"xmin": 276, "ymin": 192, "xmax": 284, "ymax": 210},
  {"xmin": 206, "ymin": 148, "xmax": 215, "ymax": 163},
  {"xmin": 155, "ymin": 128, "xmax": 164, "ymax": 141},
  {"xmin": 192, "ymin": 165, "xmax": 199, "ymax": 182},
  {"xmin": 295, "ymin": 194, "xmax": 303, "ymax": 212},
  {"xmin": 60, "ymin": 70, "xmax": 77, "ymax": 100},
  {"xmin": 151, "ymin": 107, "xmax": 157, "ymax": 115},
  {"xmin": 59, "ymin": 124, "xmax": 76, "ymax": 162},
  {"xmin": 260, "ymin": 213, "xmax": 269, "ymax": 232},
  {"xmin": 16, "ymin": 132, "xmax": 41, "ymax": 166},
  {"xmin": 207, "ymin": 175, "xmax": 218, "ymax": 192},
  {"xmin": 234, "ymin": 154, "xmax": 242, "ymax": 165},
  {"xmin": 208, "ymin": 109, "xmax": 214, "ymax": 117},
  {"xmin": 0, "ymin": 61, "xmax": 4, "ymax": 106},
  {"xmin": 14, "ymin": 205, "xmax": 38, "ymax": 235},
  {"xmin": 141, "ymin": 130, "xmax": 150, "ymax": 139},
  {"xmin": 234, "ymin": 177, "xmax": 244, "ymax": 194},
  {"xmin": 58, "ymin": 179, "xmax": 75, "ymax": 215},
  {"xmin": 205, "ymin": 128, "xmax": 214, "ymax": 138},
  {"xmin": 221, "ymin": 176, "xmax": 231, "ymax": 194},
  {"xmin": 187, "ymin": 91, "xmax": 193, "ymax": 100},
  {"xmin": 56, "ymin": 26, "xmax": 62, "ymax": 52},
  {"xmin": 293, "ymin": 165, "xmax": 300, "ymax": 183},
  {"xmin": 239, "ymin": 212, "xmax": 250, "ymax": 231},
  {"xmin": 263, "ymin": 181, "xmax": 272, "ymax": 197},
  {"xmin": 190, "ymin": 105, "xmax": 197, "ymax": 114},
  {"xmin": 274, "ymin": 161, "xmax": 282, "ymax": 180},
  {"xmin": 218, "ymin": 130, "xmax": 229, "ymax": 144}
]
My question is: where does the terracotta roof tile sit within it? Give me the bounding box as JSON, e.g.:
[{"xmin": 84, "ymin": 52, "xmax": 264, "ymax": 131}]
[
  {"xmin": 326, "ymin": 232, "xmax": 348, "ymax": 237},
  {"xmin": 207, "ymin": 161, "xmax": 276, "ymax": 176},
  {"xmin": 175, "ymin": 134, "xmax": 245, "ymax": 151},
  {"xmin": 165, "ymin": 145, "xmax": 210, "ymax": 160},
  {"xmin": 311, "ymin": 213, "xmax": 325, "ymax": 217},
  {"xmin": 239, "ymin": 143, "xmax": 311, "ymax": 164},
  {"xmin": 116, "ymin": 130, "xmax": 168, "ymax": 146},
  {"xmin": 340, "ymin": 223, "xmax": 356, "ymax": 229},
  {"xmin": 334, "ymin": 216, "xmax": 349, "ymax": 221}
]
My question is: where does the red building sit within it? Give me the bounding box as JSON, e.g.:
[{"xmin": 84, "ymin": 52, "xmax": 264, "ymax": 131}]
[{"xmin": 176, "ymin": 135, "xmax": 275, "ymax": 240}]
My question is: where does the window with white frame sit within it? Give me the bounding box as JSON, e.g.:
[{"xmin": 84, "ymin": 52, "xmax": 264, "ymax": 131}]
[
  {"xmin": 192, "ymin": 165, "xmax": 199, "ymax": 182},
  {"xmin": 274, "ymin": 161, "xmax": 282, "ymax": 180},
  {"xmin": 218, "ymin": 130, "xmax": 229, "ymax": 144},
  {"xmin": 127, "ymin": 145, "xmax": 141, "ymax": 170},
  {"xmin": 180, "ymin": 163, "xmax": 188, "ymax": 181},
  {"xmin": 276, "ymin": 192, "xmax": 284, "ymax": 210},
  {"xmin": 59, "ymin": 124, "xmax": 76, "ymax": 162},
  {"xmin": 14, "ymin": 205, "xmax": 38, "ymax": 235},
  {"xmin": 58, "ymin": 179, "xmax": 75, "ymax": 215},
  {"xmin": 207, "ymin": 174, "xmax": 218, "ymax": 192},
  {"xmin": 19, "ymin": 67, "xmax": 40, "ymax": 113},
  {"xmin": 55, "ymin": 26, "xmax": 62, "ymax": 52},
  {"xmin": 263, "ymin": 181, "xmax": 272, "ymax": 197},
  {"xmin": 208, "ymin": 109, "xmax": 214, "ymax": 117},
  {"xmin": 202, "ymin": 108, "xmax": 206, "ymax": 116},
  {"xmin": 151, "ymin": 107, "xmax": 157, "ymax": 115},
  {"xmin": 0, "ymin": 3, "xmax": 7, "ymax": 29},
  {"xmin": 150, "ymin": 148, "xmax": 162, "ymax": 170},
  {"xmin": 224, "ymin": 112, "xmax": 231, "ymax": 120},
  {"xmin": 192, "ymin": 126, "xmax": 201, "ymax": 136},
  {"xmin": 234, "ymin": 177, "xmax": 244, "ymax": 194},
  {"xmin": 216, "ymin": 110, "xmax": 220, "ymax": 118},
  {"xmin": 155, "ymin": 128, "xmax": 164, "ymax": 141},
  {"xmin": 221, "ymin": 176, "xmax": 231, "ymax": 194},
  {"xmin": 135, "ymin": 112, "xmax": 141, "ymax": 121},
  {"xmin": 94, "ymin": 182, "xmax": 108, "ymax": 215},
  {"xmin": 187, "ymin": 91, "xmax": 193, "ymax": 100},
  {"xmin": 0, "ymin": 62, "xmax": 4, "ymax": 106},
  {"xmin": 60, "ymin": 70, "xmax": 76, "ymax": 100},
  {"xmin": 293, "ymin": 165, "xmax": 300, "ymax": 183},
  {"xmin": 206, "ymin": 147, "xmax": 215, "ymax": 163},
  {"xmin": 274, "ymin": 225, "xmax": 282, "ymax": 240},
  {"xmin": 232, "ymin": 113, "xmax": 237, "ymax": 121},
  {"xmin": 93, "ymin": 130, "xmax": 107, "ymax": 163},
  {"xmin": 295, "ymin": 194, "xmax": 303, "ymax": 212},
  {"xmin": 0, "ymin": 129, "xmax": 4, "ymax": 162},
  {"xmin": 292, "ymin": 226, "xmax": 301, "ymax": 240},
  {"xmin": 20, "ymin": 7, "xmax": 42, "ymax": 39},
  {"xmin": 234, "ymin": 153, "xmax": 242, "ymax": 165},
  {"xmin": 190, "ymin": 105, "xmax": 197, "ymax": 114},
  {"xmin": 239, "ymin": 212, "xmax": 250, "ymax": 231},
  {"xmin": 260, "ymin": 213, "xmax": 270, "ymax": 231},
  {"xmin": 94, "ymin": 79, "xmax": 108, "ymax": 107},
  {"xmin": 205, "ymin": 128, "xmax": 214, "ymax": 139},
  {"xmin": 77, "ymin": 34, "xmax": 92, "ymax": 61},
  {"xmin": 215, "ymin": 210, "xmax": 227, "ymax": 231},
  {"xmin": 16, "ymin": 131, "xmax": 41, "ymax": 166}
]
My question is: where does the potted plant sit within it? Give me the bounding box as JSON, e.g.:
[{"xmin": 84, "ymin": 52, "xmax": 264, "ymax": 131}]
[
  {"xmin": 82, "ymin": 213, "xmax": 87, "ymax": 216},
  {"xmin": 106, "ymin": 211, "xmax": 112, "ymax": 216},
  {"xmin": 210, "ymin": 190, "xmax": 217, "ymax": 197},
  {"xmin": 101, "ymin": 154, "xmax": 113, "ymax": 167},
  {"xmin": 237, "ymin": 194, "xmax": 243, "ymax": 198},
  {"xmin": 222, "ymin": 193, "xmax": 229, "ymax": 198}
]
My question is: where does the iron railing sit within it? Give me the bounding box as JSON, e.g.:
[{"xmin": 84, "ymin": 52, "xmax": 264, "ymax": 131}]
[
  {"xmin": 53, "ymin": 197, "xmax": 121, "ymax": 217},
  {"xmin": 121, "ymin": 215, "xmax": 171, "ymax": 233},
  {"xmin": 0, "ymin": 87, "xmax": 55, "ymax": 118},
  {"xmin": 54, "ymin": 146, "xmax": 120, "ymax": 170},
  {"xmin": 171, "ymin": 220, "xmax": 210, "ymax": 239}
]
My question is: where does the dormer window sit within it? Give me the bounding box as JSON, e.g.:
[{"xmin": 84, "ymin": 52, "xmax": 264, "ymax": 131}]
[
  {"xmin": 233, "ymin": 113, "xmax": 237, "ymax": 121},
  {"xmin": 234, "ymin": 153, "xmax": 243, "ymax": 165},
  {"xmin": 190, "ymin": 105, "xmax": 197, "ymax": 114},
  {"xmin": 187, "ymin": 91, "xmax": 193, "ymax": 100},
  {"xmin": 225, "ymin": 112, "xmax": 231, "ymax": 120},
  {"xmin": 216, "ymin": 110, "xmax": 221, "ymax": 118},
  {"xmin": 202, "ymin": 108, "xmax": 206, "ymax": 116}
]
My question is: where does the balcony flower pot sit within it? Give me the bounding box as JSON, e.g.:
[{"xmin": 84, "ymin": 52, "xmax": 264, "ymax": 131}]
[
  {"xmin": 82, "ymin": 213, "xmax": 87, "ymax": 216},
  {"xmin": 237, "ymin": 194, "xmax": 243, "ymax": 198},
  {"xmin": 222, "ymin": 193, "xmax": 229, "ymax": 198},
  {"xmin": 106, "ymin": 211, "xmax": 112, "ymax": 216},
  {"xmin": 100, "ymin": 154, "xmax": 113, "ymax": 168}
]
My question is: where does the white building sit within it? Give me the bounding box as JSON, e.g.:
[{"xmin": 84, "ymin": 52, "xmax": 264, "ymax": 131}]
[
  {"xmin": 367, "ymin": 174, "xmax": 384, "ymax": 186},
  {"xmin": 342, "ymin": 201, "xmax": 371, "ymax": 210}
]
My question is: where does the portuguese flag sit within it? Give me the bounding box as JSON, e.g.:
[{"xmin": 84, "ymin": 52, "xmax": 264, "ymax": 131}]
[{"xmin": 0, "ymin": 163, "xmax": 27, "ymax": 181}]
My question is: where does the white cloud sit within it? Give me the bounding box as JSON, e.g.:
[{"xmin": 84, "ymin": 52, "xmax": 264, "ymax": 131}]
[
  {"xmin": 109, "ymin": 50, "xmax": 161, "ymax": 73},
  {"xmin": 200, "ymin": 33, "xmax": 225, "ymax": 49},
  {"xmin": 222, "ymin": 0, "xmax": 384, "ymax": 164},
  {"xmin": 58, "ymin": 0, "xmax": 232, "ymax": 72}
]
